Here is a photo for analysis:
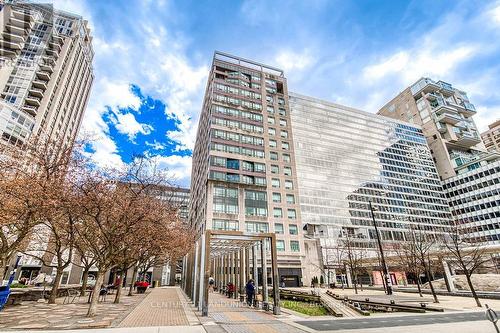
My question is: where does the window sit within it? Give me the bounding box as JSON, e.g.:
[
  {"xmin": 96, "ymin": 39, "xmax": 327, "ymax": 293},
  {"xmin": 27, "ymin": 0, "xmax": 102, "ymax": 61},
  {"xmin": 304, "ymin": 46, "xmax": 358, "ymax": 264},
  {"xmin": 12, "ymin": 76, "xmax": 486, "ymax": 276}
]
[
  {"xmin": 271, "ymin": 165, "xmax": 279, "ymax": 174},
  {"xmin": 246, "ymin": 221, "xmax": 269, "ymax": 233},
  {"xmin": 280, "ymin": 130, "xmax": 288, "ymax": 138},
  {"xmin": 275, "ymin": 224, "xmax": 284, "ymax": 234},
  {"xmin": 290, "ymin": 240, "xmax": 300, "ymax": 252},
  {"xmin": 272, "ymin": 192, "xmax": 281, "ymax": 203},
  {"xmin": 254, "ymin": 163, "xmax": 266, "ymax": 173},
  {"xmin": 287, "ymin": 209, "xmax": 297, "ymax": 219},
  {"xmin": 269, "ymin": 139, "xmax": 277, "ymax": 148},
  {"xmin": 286, "ymin": 194, "xmax": 295, "ymax": 204},
  {"xmin": 245, "ymin": 190, "xmax": 268, "ymax": 217},
  {"xmin": 267, "ymin": 106, "xmax": 275, "ymax": 114},
  {"xmin": 285, "ymin": 180, "xmax": 293, "ymax": 190},
  {"xmin": 279, "ymin": 119, "xmax": 287, "ymax": 127},
  {"xmin": 284, "ymin": 167, "xmax": 292, "ymax": 176},
  {"xmin": 268, "ymin": 128, "xmax": 276, "ymax": 136},
  {"xmin": 270, "ymin": 152, "xmax": 278, "ymax": 160},
  {"xmin": 283, "ymin": 154, "xmax": 291, "ymax": 163},
  {"xmin": 226, "ymin": 159, "xmax": 239, "ymax": 170},
  {"xmin": 279, "ymin": 108, "xmax": 286, "ymax": 116},
  {"xmin": 267, "ymin": 117, "xmax": 275, "ymax": 125},
  {"xmin": 211, "ymin": 156, "xmax": 226, "ymax": 167},
  {"xmin": 276, "ymin": 240, "xmax": 285, "ymax": 252},
  {"xmin": 273, "ymin": 208, "xmax": 283, "ymax": 218},
  {"xmin": 213, "ymin": 219, "xmax": 239, "ymax": 231},
  {"xmin": 282, "ymin": 142, "xmax": 289, "ymax": 150},
  {"xmin": 272, "ymin": 178, "xmax": 280, "ymax": 188},
  {"xmin": 289, "ymin": 224, "xmax": 298, "ymax": 235},
  {"xmin": 213, "ymin": 187, "xmax": 238, "ymax": 214}
]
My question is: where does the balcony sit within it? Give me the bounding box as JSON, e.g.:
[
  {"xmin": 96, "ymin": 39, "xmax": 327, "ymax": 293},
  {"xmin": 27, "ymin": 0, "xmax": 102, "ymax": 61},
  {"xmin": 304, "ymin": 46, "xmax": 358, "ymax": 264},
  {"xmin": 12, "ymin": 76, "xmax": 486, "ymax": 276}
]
[
  {"xmin": 455, "ymin": 131, "xmax": 482, "ymax": 148},
  {"xmin": 5, "ymin": 21, "xmax": 26, "ymax": 36},
  {"xmin": 8, "ymin": 17, "xmax": 34, "ymax": 30},
  {"xmin": 48, "ymin": 41, "xmax": 62, "ymax": 53},
  {"xmin": 460, "ymin": 102, "xmax": 476, "ymax": 117},
  {"xmin": 410, "ymin": 78, "xmax": 440, "ymax": 97},
  {"xmin": 36, "ymin": 70, "xmax": 51, "ymax": 81},
  {"xmin": 429, "ymin": 96, "xmax": 457, "ymax": 114},
  {"xmin": 25, "ymin": 95, "xmax": 42, "ymax": 107},
  {"xmin": 32, "ymin": 80, "xmax": 48, "ymax": 90},
  {"xmin": 2, "ymin": 31, "xmax": 25, "ymax": 43},
  {"xmin": 22, "ymin": 104, "xmax": 38, "ymax": 117},
  {"xmin": 0, "ymin": 39, "xmax": 22, "ymax": 50},
  {"xmin": 437, "ymin": 80, "xmax": 455, "ymax": 96},
  {"xmin": 51, "ymin": 34, "xmax": 65, "ymax": 45},
  {"xmin": 29, "ymin": 86, "xmax": 45, "ymax": 98},
  {"xmin": 0, "ymin": 46, "xmax": 17, "ymax": 58},
  {"xmin": 436, "ymin": 111, "xmax": 462, "ymax": 125},
  {"xmin": 436, "ymin": 121, "xmax": 447, "ymax": 133},
  {"xmin": 12, "ymin": 8, "xmax": 37, "ymax": 22}
]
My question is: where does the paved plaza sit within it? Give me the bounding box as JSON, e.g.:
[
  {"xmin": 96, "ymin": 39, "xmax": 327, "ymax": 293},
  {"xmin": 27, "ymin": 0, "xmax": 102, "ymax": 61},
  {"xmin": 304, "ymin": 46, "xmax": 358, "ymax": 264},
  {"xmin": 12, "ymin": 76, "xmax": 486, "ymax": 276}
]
[
  {"xmin": 0, "ymin": 290, "xmax": 148, "ymax": 330},
  {"xmin": 1, "ymin": 286, "xmax": 500, "ymax": 333}
]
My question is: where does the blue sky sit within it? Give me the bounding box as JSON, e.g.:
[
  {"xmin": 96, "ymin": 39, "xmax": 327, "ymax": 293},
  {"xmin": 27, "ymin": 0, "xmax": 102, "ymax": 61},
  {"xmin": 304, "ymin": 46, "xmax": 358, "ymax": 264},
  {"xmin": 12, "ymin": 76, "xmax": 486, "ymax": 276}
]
[{"xmin": 54, "ymin": 0, "xmax": 500, "ymax": 187}]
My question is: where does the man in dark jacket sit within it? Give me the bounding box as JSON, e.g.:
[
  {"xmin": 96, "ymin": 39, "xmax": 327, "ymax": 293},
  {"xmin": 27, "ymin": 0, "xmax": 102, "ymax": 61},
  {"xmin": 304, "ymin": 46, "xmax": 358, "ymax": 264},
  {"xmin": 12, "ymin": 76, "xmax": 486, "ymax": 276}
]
[{"xmin": 245, "ymin": 279, "xmax": 255, "ymax": 306}]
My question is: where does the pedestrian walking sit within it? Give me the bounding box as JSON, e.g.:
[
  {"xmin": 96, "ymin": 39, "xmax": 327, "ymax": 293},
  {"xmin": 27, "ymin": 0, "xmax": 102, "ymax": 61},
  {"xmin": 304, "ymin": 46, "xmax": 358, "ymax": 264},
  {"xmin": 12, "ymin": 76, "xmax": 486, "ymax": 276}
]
[
  {"xmin": 208, "ymin": 276, "xmax": 215, "ymax": 293},
  {"xmin": 245, "ymin": 279, "xmax": 255, "ymax": 306}
]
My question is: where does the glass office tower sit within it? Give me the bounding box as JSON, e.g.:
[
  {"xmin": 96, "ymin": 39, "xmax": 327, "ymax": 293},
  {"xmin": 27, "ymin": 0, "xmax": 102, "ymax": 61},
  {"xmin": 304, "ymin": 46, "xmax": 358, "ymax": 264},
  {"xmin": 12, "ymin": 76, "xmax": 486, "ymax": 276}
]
[{"xmin": 289, "ymin": 93, "xmax": 452, "ymax": 268}]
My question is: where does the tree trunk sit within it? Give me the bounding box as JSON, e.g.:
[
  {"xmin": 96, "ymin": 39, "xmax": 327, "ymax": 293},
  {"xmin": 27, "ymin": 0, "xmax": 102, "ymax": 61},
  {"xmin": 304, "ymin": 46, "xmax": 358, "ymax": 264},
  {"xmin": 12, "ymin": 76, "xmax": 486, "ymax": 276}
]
[
  {"xmin": 128, "ymin": 265, "xmax": 138, "ymax": 296},
  {"xmin": 80, "ymin": 268, "xmax": 89, "ymax": 296},
  {"xmin": 0, "ymin": 257, "xmax": 7, "ymax": 284},
  {"xmin": 465, "ymin": 272, "xmax": 481, "ymax": 307},
  {"xmin": 352, "ymin": 270, "xmax": 358, "ymax": 294},
  {"xmin": 87, "ymin": 270, "xmax": 104, "ymax": 317},
  {"xmin": 416, "ymin": 278, "xmax": 423, "ymax": 297},
  {"xmin": 425, "ymin": 268, "xmax": 439, "ymax": 303},
  {"xmin": 48, "ymin": 267, "xmax": 63, "ymax": 304},
  {"xmin": 114, "ymin": 270, "xmax": 123, "ymax": 304}
]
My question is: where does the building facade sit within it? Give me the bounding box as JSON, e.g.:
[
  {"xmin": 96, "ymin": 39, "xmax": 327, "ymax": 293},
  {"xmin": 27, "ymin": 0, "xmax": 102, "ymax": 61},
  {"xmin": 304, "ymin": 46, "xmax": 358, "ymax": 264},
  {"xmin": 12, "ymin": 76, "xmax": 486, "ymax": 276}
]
[
  {"xmin": 378, "ymin": 78, "xmax": 500, "ymax": 244},
  {"xmin": 442, "ymin": 161, "xmax": 500, "ymax": 243},
  {"xmin": 189, "ymin": 52, "xmax": 304, "ymax": 286},
  {"xmin": 289, "ymin": 93, "xmax": 453, "ymax": 282},
  {"xmin": 0, "ymin": 1, "xmax": 94, "ymax": 146},
  {"xmin": 481, "ymin": 119, "xmax": 500, "ymax": 153}
]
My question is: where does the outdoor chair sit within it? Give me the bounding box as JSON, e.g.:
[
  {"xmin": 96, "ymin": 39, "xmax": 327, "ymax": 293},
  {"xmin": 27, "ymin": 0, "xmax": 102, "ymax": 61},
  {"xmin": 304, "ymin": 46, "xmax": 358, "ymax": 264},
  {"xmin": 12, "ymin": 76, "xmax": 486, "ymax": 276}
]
[{"xmin": 63, "ymin": 289, "xmax": 80, "ymax": 304}]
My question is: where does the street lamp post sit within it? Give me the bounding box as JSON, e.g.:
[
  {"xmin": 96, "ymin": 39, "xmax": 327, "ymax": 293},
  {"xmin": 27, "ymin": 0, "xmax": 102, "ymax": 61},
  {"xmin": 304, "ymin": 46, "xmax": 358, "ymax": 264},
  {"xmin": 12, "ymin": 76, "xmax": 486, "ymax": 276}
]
[{"xmin": 368, "ymin": 201, "xmax": 393, "ymax": 295}]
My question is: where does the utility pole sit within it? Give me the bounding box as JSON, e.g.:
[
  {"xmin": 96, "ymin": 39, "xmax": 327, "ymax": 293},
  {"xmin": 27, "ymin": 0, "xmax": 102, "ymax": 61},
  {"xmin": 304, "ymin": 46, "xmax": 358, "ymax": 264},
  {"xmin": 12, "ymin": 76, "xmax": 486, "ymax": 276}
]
[{"xmin": 369, "ymin": 201, "xmax": 393, "ymax": 295}]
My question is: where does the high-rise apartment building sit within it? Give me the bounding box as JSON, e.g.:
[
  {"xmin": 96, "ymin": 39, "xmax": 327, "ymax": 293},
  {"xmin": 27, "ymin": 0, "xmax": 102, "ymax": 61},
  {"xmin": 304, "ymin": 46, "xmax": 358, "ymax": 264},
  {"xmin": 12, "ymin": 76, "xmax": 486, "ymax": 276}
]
[
  {"xmin": 0, "ymin": 1, "xmax": 94, "ymax": 147},
  {"xmin": 289, "ymin": 93, "xmax": 452, "ymax": 282},
  {"xmin": 379, "ymin": 78, "xmax": 500, "ymax": 244},
  {"xmin": 190, "ymin": 52, "xmax": 304, "ymax": 286},
  {"xmin": 481, "ymin": 120, "xmax": 500, "ymax": 153}
]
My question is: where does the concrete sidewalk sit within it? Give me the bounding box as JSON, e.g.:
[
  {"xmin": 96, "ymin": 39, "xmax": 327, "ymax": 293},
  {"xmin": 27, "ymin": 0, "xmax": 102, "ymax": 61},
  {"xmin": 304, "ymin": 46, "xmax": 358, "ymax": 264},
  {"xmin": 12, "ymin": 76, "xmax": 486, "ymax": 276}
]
[{"xmin": 118, "ymin": 287, "xmax": 199, "ymax": 327}]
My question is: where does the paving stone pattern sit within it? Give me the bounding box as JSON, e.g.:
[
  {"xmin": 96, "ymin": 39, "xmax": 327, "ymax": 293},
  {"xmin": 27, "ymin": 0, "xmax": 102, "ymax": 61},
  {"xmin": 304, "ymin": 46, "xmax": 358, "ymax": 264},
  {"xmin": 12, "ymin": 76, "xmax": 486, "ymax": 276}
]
[
  {"xmin": 118, "ymin": 287, "xmax": 189, "ymax": 327},
  {"xmin": 0, "ymin": 290, "xmax": 147, "ymax": 330}
]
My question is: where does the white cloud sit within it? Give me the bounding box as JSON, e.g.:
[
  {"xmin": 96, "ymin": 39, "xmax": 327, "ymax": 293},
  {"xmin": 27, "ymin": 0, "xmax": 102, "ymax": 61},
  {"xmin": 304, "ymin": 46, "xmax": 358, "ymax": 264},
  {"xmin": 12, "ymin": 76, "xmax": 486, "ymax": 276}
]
[
  {"xmin": 489, "ymin": 2, "xmax": 500, "ymax": 26},
  {"xmin": 114, "ymin": 112, "xmax": 153, "ymax": 142},
  {"xmin": 363, "ymin": 46, "xmax": 477, "ymax": 83},
  {"xmin": 275, "ymin": 50, "xmax": 314, "ymax": 72},
  {"xmin": 68, "ymin": 1, "xmax": 208, "ymax": 186},
  {"xmin": 155, "ymin": 155, "xmax": 192, "ymax": 186}
]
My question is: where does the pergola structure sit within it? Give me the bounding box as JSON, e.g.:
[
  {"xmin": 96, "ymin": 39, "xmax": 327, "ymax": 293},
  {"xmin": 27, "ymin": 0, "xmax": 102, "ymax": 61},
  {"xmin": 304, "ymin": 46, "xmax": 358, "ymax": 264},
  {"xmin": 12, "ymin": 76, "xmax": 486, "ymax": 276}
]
[{"xmin": 182, "ymin": 230, "xmax": 281, "ymax": 316}]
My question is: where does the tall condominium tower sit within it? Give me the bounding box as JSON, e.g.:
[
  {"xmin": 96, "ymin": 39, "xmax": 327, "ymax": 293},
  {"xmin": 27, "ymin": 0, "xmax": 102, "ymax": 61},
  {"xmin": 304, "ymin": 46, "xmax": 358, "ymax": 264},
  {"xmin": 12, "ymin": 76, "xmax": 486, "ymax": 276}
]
[
  {"xmin": 190, "ymin": 52, "xmax": 304, "ymax": 286},
  {"xmin": 289, "ymin": 93, "xmax": 452, "ymax": 283},
  {"xmin": 0, "ymin": 1, "xmax": 94, "ymax": 146},
  {"xmin": 481, "ymin": 120, "xmax": 500, "ymax": 153},
  {"xmin": 379, "ymin": 78, "xmax": 500, "ymax": 243}
]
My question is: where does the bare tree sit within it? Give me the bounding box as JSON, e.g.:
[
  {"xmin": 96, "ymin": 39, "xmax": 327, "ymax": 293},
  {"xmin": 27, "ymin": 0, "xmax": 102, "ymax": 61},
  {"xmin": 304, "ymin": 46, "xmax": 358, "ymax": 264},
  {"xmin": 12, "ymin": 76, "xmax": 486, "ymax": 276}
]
[
  {"xmin": 340, "ymin": 230, "xmax": 368, "ymax": 294},
  {"xmin": 0, "ymin": 135, "xmax": 81, "ymax": 283},
  {"xmin": 393, "ymin": 240, "xmax": 424, "ymax": 297},
  {"xmin": 411, "ymin": 227, "xmax": 439, "ymax": 303},
  {"xmin": 442, "ymin": 223, "xmax": 491, "ymax": 307}
]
